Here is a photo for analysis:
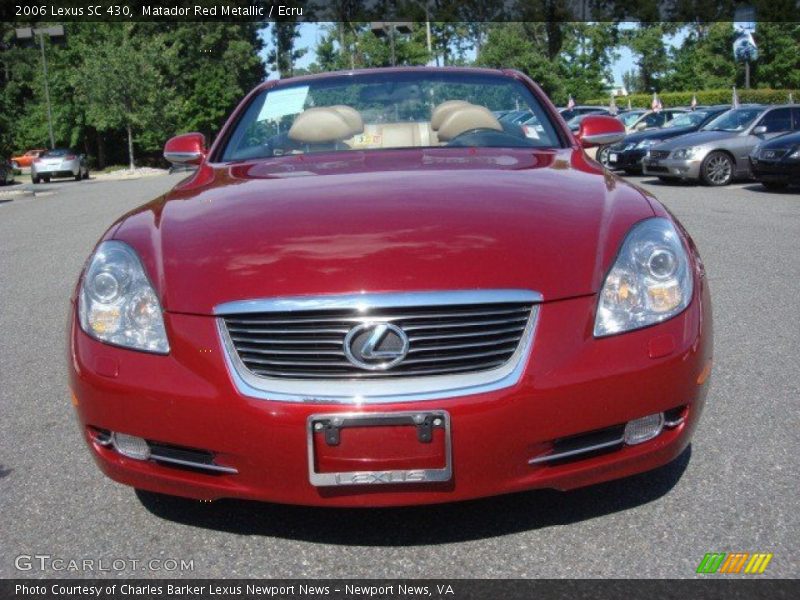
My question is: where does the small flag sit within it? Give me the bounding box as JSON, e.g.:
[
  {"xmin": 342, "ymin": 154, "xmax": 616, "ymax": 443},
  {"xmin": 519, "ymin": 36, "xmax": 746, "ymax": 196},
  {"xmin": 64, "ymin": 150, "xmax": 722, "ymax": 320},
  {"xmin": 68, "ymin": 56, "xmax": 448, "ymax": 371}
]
[
  {"xmin": 567, "ymin": 94, "xmax": 575, "ymax": 110},
  {"xmin": 691, "ymin": 94, "xmax": 697, "ymax": 110},
  {"xmin": 651, "ymin": 92, "xmax": 662, "ymax": 112},
  {"xmin": 732, "ymin": 86, "xmax": 740, "ymax": 109},
  {"xmin": 609, "ymin": 94, "xmax": 618, "ymax": 116}
]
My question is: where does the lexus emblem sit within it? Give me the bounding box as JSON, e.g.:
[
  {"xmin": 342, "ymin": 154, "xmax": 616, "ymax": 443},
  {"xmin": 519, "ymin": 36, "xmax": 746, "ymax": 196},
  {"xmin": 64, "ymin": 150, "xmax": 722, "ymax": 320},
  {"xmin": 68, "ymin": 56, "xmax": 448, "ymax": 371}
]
[{"xmin": 344, "ymin": 322, "xmax": 409, "ymax": 371}]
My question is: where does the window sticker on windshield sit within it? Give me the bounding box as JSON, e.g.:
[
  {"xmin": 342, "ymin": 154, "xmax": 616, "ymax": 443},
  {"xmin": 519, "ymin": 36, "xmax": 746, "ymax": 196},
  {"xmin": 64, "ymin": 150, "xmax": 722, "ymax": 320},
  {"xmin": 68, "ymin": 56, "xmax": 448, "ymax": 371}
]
[{"xmin": 257, "ymin": 86, "xmax": 309, "ymax": 122}]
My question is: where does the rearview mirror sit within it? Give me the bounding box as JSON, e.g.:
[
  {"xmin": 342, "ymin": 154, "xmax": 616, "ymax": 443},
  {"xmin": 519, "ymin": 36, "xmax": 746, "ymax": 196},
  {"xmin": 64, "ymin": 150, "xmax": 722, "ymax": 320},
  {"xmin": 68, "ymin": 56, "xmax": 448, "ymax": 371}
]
[
  {"xmin": 576, "ymin": 115, "xmax": 626, "ymax": 148},
  {"xmin": 752, "ymin": 125, "xmax": 767, "ymax": 136},
  {"xmin": 164, "ymin": 132, "xmax": 207, "ymax": 165}
]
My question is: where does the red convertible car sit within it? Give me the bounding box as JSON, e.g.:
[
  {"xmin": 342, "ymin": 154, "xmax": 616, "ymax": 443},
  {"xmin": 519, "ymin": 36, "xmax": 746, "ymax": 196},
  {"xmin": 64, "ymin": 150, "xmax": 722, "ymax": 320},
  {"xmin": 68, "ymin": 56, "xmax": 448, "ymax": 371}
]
[{"xmin": 68, "ymin": 68, "xmax": 712, "ymax": 507}]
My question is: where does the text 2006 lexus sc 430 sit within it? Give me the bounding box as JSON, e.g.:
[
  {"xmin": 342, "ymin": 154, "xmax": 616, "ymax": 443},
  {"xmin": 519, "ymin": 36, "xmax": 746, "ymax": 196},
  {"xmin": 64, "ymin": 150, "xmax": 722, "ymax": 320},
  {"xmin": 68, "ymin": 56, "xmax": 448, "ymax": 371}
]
[{"xmin": 68, "ymin": 68, "xmax": 712, "ymax": 507}]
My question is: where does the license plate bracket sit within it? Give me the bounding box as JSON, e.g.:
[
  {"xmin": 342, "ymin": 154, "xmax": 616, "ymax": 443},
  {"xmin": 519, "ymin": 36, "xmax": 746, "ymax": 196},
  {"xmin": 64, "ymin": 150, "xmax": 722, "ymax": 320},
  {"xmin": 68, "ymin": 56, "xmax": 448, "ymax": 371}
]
[{"xmin": 307, "ymin": 411, "xmax": 452, "ymax": 487}]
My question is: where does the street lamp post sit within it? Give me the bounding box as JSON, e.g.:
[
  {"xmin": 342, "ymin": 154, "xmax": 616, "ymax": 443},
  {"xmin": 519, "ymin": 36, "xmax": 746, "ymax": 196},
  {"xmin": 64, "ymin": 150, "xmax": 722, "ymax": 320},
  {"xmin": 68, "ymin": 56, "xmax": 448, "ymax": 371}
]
[
  {"xmin": 370, "ymin": 22, "xmax": 413, "ymax": 67},
  {"xmin": 15, "ymin": 25, "xmax": 65, "ymax": 149}
]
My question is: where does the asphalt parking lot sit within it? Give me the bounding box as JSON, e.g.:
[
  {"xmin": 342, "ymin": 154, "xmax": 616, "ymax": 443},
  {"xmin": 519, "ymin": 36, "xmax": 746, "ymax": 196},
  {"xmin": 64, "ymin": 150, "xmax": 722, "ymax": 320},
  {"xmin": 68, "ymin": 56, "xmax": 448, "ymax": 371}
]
[{"xmin": 1, "ymin": 171, "xmax": 798, "ymax": 579}]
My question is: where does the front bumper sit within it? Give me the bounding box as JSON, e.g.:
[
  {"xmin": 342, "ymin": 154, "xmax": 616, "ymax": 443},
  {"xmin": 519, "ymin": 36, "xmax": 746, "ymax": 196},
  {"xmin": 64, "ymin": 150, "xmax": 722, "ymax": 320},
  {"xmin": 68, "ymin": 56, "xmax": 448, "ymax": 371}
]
[
  {"xmin": 607, "ymin": 148, "xmax": 647, "ymax": 171},
  {"xmin": 749, "ymin": 158, "xmax": 800, "ymax": 184},
  {"xmin": 69, "ymin": 284, "xmax": 712, "ymax": 507},
  {"xmin": 642, "ymin": 156, "xmax": 702, "ymax": 180}
]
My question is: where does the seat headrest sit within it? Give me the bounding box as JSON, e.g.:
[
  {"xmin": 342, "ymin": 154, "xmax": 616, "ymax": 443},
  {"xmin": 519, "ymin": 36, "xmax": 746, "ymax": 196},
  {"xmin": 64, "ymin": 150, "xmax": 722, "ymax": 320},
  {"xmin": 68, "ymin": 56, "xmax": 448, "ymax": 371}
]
[
  {"xmin": 436, "ymin": 106, "xmax": 503, "ymax": 141},
  {"xmin": 430, "ymin": 100, "xmax": 472, "ymax": 131},
  {"xmin": 329, "ymin": 105, "xmax": 364, "ymax": 135},
  {"xmin": 288, "ymin": 107, "xmax": 356, "ymax": 144}
]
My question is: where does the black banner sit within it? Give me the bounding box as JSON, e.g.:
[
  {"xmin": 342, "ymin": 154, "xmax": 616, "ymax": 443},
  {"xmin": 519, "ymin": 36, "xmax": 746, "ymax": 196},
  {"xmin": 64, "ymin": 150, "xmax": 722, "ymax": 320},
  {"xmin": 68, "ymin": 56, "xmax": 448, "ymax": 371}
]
[
  {"xmin": 2, "ymin": 580, "xmax": 799, "ymax": 600},
  {"xmin": 2, "ymin": 0, "xmax": 800, "ymax": 23}
]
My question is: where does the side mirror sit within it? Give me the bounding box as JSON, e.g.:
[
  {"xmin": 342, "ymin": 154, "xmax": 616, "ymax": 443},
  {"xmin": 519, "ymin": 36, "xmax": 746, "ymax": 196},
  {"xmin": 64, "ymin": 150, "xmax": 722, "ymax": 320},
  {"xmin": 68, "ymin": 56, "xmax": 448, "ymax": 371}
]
[
  {"xmin": 752, "ymin": 125, "xmax": 767, "ymax": 136},
  {"xmin": 576, "ymin": 115, "xmax": 626, "ymax": 148},
  {"xmin": 164, "ymin": 132, "xmax": 207, "ymax": 165}
]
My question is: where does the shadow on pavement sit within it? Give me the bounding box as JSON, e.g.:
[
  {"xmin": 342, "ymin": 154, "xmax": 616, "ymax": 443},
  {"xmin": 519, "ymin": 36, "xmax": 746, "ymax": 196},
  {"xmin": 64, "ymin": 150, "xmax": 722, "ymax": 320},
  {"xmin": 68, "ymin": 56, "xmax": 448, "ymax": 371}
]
[
  {"xmin": 136, "ymin": 446, "xmax": 691, "ymax": 546},
  {"xmin": 740, "ymin": 183, "xmax": 799, "ymax": 195},
  {"xmin": 0, "ymin": 464, "xmax": 12, "ymax": 479}
]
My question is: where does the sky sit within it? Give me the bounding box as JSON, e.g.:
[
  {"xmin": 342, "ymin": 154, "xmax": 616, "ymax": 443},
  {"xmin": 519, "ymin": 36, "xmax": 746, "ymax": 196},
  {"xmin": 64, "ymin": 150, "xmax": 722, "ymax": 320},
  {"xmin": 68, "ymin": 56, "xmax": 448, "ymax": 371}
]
[{"xmin": 260, "ymin": 24, "xmax": 690, "ymax": 89}]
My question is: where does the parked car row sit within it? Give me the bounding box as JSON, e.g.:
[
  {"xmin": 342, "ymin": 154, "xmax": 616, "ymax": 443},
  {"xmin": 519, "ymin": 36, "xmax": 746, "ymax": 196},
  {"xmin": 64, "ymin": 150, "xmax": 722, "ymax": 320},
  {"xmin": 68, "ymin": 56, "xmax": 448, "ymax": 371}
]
[{"xmin": 597, "ymin": 104, "xmax": 800, "ymax": 188}]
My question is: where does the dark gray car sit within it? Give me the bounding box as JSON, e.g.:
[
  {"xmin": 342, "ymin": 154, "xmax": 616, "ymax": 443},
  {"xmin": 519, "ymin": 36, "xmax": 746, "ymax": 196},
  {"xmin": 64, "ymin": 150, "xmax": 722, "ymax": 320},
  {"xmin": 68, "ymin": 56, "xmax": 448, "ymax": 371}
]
[{"xmin": 643, "ymin": 105, "xmax": 800, "ymax": 185}]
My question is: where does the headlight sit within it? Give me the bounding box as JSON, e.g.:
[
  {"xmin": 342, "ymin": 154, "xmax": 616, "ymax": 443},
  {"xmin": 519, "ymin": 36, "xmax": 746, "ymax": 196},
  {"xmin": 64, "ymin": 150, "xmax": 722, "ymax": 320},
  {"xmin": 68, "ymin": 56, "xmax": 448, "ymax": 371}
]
[
  {"xmin": 636, "ymin": 139, "xmax": 657, "ymax": 149},
  {"xmin": 594, "ymin": 218, "xmax": 693, "ymax": 337},
  {"xmin": 789, "ymin": 147, "xmax": 800, "ymax": 160},
  {"xmin": 78, "ymin": 241, "xmax": 169, "ymax": 353},
  {"xmin": 672, "ymin": 147, "xmax": 700, "ymax": 160}
]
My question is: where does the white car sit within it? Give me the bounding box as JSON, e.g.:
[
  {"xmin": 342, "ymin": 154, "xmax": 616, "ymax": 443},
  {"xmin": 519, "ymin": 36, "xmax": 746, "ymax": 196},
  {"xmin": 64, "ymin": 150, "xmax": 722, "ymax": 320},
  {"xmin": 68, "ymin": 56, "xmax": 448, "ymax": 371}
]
[{"xmin": 31, "ymin": 148, "xmax": 89, "ymax": 183}]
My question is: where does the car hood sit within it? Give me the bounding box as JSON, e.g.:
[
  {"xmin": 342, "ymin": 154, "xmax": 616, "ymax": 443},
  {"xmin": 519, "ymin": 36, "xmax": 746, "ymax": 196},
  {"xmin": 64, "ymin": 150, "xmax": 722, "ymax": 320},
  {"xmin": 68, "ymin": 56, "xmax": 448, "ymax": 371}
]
[
  {"xmin": 113, "ymin": 149, "xmax": 655, "ymax": 315},
  {"xmin": 653, "ymin": 129, "xmax": 739, "ymax": 150},
  {"xmin": 623, "ymin": 126, "xmax": 697, "ymax": 144}
]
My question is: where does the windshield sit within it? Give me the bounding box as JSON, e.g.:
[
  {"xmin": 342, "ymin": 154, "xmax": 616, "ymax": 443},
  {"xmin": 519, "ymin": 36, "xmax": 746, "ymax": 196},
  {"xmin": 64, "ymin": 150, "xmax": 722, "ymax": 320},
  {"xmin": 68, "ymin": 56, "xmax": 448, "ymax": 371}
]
[
  {"xmin": 220, "ymin": 71, "xmax": 562, "ymax": 161},
  {"xmin": 665, "ymin": 111, "xmax": 711, "ymax": 129},
  {"xmin": 620, "ymin": 111, "xmax": 645, "ymax": 127},
  {"xmin": 702, "ymin": 108, "xmax": 762, "ymax": 132}
]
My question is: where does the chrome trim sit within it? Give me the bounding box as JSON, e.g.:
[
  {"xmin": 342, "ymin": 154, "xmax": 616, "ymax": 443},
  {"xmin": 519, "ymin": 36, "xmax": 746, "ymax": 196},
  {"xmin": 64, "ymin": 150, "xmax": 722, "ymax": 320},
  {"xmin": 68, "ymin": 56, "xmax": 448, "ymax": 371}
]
[
  {"xmin": 664, "ymin": 415, "xmax": 685, "ymax": 428},
  {"xmin": 215, "ymin": 289, "xmax": 542, "ymax": 404},
  {"xmin": 343, "ymin": 322, "xmax": 410, "ymax": 371},
  {"xmin": 164, "ymin": 151, "xmax": 202, "ymax": 164},
  {"xmin": 528, "ymin": 437, "xmax": 625, "ymax": 465},
  {"xmin": 307, "ymin": 411, "xmax": 451, "ymax": 487},
  {"xmin": 214, "ymin": 289, "xmax": 543, "ymax": 315},
  {"xmin": 149, "ymin": 453, "xmax": 238, "ymax": 474}
]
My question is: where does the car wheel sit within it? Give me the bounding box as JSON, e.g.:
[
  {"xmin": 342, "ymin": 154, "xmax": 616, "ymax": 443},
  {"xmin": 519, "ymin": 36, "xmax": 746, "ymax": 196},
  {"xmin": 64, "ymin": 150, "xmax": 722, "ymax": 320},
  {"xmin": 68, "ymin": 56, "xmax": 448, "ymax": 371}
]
[
  {"xmin": 762, "ymin": 181, "xmax": 788, "ymax": 191},
  {"xmin": 701, "ymin": 151, "xmax": 734, "ymax": 186},
  {"xmin": 31, "ymin": 175, "xmax": 40, "ymax": 184},
  {"xmin": 43, "ymin": 176, "xmax": 50, "ymax": 183},
  {"xmin": 596, "ymin": 145, "xmax": 611, "ymax": 167},
  {"xmin": 75, "ymin": 170, "xmax": 82, "ymax": 181}
]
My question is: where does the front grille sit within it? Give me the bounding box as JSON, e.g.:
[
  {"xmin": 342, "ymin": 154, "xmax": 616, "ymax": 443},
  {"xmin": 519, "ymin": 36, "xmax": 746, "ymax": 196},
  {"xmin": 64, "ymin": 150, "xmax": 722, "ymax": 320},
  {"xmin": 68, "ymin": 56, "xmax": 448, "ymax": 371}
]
[
  {"xmin": 222, "ymin": 301, "xmax": 534, "ymax": 380},
  {"xmin": 649, "ymin": 150, "xmax": 670, "ymax": 160}
]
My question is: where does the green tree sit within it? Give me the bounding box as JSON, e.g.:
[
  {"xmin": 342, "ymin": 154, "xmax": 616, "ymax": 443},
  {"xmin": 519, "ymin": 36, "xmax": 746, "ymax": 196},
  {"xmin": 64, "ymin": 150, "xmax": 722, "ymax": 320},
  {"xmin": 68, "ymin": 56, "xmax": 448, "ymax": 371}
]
[
  {"xmin": 78, "ymin": 25, "xmax": 168, "ymax": 170},
  {"xmin": 266, "ymin": 22, "xmax": 306, "ymax": 78}
]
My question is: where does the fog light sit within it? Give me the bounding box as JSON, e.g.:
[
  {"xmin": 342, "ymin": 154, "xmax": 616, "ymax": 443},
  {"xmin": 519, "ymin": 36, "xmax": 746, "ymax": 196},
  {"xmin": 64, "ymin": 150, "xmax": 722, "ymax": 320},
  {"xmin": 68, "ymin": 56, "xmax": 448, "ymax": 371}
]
[
  {"xmin": 112, "ymin": 433, "xmax": 151, "ymax": 460},
  {"xmin": 624, "ymin": 413, "xmax": 664, "ymax": 445}
]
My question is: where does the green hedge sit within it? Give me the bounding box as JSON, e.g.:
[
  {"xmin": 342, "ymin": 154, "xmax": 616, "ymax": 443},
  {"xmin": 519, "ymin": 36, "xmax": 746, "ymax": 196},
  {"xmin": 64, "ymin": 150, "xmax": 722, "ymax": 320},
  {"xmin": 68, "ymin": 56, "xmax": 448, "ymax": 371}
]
[{"xmin": 585, "ymin": 88, "xmax": 799, "ymax": 108}]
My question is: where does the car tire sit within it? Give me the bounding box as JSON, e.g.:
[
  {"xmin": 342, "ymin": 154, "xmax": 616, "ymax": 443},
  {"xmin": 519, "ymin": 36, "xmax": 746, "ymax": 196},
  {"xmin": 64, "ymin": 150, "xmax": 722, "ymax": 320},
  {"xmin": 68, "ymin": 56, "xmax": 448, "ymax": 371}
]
[
  {"xmin": 43, "ymin": 176, "xmax": 50, "ymax": 183},
  {"xmin": 75, "ymin": 170, "xmax": 82, "ymax": 181},
  {"xmin": 701, "ymin": 151, "xmax": 734, "ymax": 186},
  {"xmin": 31, "ymin": 175, "xmax": 40, "ymax": 184},
  {"xmin": 762, "ymin": 181, "xmax": 788, "ymax": 191},
  {"xmin": 596, "ymin": 145, "xmax": 611, "ymax": 167}
]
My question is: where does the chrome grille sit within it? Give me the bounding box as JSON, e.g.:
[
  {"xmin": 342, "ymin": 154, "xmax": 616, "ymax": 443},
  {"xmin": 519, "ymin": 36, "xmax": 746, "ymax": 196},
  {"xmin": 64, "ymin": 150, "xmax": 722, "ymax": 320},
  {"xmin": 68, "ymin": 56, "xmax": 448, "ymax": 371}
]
[
  {"xmin": 649, "ymin": 150, "xmax": 670, "ymax": 160},
  {"xmin": 222, "ymin": 302, "xmax": 533, "ymax": 379}
]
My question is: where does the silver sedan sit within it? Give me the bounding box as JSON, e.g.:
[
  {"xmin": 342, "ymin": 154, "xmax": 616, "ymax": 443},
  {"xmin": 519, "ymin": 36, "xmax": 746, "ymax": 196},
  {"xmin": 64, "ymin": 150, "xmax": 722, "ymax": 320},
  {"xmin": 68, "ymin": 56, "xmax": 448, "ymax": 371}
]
[
  {"xmin": 31, "ymin": 148, "xmax": 89, "ymax": 183},
  {"xmin": 642, "ymin": 105, "xmax": 800, "ymax": 185}
]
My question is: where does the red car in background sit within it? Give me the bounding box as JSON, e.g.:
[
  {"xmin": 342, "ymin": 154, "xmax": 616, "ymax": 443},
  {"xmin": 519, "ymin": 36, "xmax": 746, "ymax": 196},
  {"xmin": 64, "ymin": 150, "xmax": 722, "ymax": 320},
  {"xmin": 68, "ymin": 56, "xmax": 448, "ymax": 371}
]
[
  {"xmin": 11, "ymin": 148, "xmax": 46, "ymax": 169},
  {"xmin": 68, "ymin": 68, "xmax": 712, "ymax": 507}
]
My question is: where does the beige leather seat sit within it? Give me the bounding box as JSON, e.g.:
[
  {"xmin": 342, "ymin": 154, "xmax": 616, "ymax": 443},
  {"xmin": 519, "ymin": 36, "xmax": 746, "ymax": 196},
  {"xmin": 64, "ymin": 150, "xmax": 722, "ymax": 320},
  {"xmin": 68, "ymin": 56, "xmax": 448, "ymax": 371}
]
[
  {"xmin": 288, "ymin": 106, "xmax": 363, "ymax": 146},
  {"xmin": 436, "ymin": 105, "xmax": 503, "ymax": 142},
  {"xmin": 430, "ymin": 100, "xmax": 472, "ymax": 131}
]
